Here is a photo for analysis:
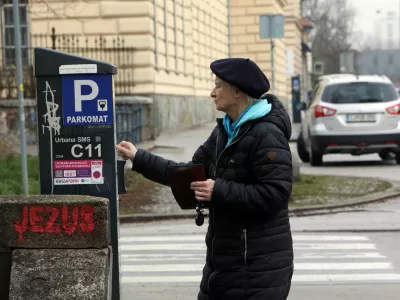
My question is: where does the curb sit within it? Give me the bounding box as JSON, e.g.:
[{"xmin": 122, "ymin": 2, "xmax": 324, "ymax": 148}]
[{"xmin": 119, "ymin": 181, "xmax": 400, "ymax": 224}]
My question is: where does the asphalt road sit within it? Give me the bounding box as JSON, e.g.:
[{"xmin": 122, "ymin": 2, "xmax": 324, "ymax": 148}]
[{"xmin": 294, "ymin": 150, "xmax": 400, "ymax": 182}]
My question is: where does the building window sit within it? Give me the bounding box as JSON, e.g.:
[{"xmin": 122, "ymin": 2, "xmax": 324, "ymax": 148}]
[{"xmin": 2, "ymin": 0, "xmax": 30, "ymax": 67}]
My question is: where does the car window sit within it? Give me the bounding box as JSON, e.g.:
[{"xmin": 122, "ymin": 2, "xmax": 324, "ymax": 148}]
[{"xmin": 321, "ymin": 82, "xmax": 398, "ymax": 104}]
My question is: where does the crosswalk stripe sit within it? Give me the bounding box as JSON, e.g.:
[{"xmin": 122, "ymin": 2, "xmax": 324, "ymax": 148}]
[
  {"xmin": 120, "ymin": 243, "xmax": 376, "ymax": 251},
  {"xmin": 121, "ymin": 273, "xmax": 400, "ymax": 284},
  {"xmin": 119, "ymin": 235, "xmax": 369, "ymax": 242},
  {"xmin": 120, "ymin": 252, "xmax": 385, "ymax": 261},
  {"xmin": 121, "ymin": 262, "xmax": 393, "ymax": 273}
]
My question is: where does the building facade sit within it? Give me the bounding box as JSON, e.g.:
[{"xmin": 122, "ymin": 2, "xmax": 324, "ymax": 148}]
[{"xmin": 0, "ymin": 0, "xmax": 309, "ymax": 137}]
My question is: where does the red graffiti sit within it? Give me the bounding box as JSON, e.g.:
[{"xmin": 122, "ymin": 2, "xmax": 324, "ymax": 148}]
[{"xmin": 14, "ymin": 205, "xmax": 95, "ymax": 243}]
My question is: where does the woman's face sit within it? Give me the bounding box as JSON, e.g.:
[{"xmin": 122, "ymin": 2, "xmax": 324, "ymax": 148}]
[{"xmin": 210, "ymin": 77, "xmax": 236, "ymax": 112}]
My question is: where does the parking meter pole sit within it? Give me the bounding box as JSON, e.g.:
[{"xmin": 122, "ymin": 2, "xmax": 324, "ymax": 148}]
[
  {"xmin": 13, "ymin": 0, "xmax": 29, "ymax": 195},
  {"xmin": 34, "ymin": 48, "xmax": 121, "ymax": 299}
]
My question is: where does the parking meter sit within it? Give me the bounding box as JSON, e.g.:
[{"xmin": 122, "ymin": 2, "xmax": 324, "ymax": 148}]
[
  {"xmin": 291, "ymin": 75, "xmax": 301, "ymax": 123},
  {"xmin": 34, "ymin": 47, "xmax": 123, "ymax": 299}
]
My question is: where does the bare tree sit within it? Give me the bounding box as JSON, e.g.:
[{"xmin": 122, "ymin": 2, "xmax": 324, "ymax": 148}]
[
  {"xmin": 28, "ymin": 0, "xmax": 89, "ymax": 20},
  {"xmin": 301, "ymin": 0, "xmax": 356, "ymax": 74}
]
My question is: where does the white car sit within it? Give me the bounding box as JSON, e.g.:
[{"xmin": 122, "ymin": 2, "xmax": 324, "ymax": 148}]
[{"xmin": 297, "ymin": 74, "xmax": 400, "ymax": 166}]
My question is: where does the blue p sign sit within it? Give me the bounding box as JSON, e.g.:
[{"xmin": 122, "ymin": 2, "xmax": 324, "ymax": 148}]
[{"xmin": 62, "ymin": 74, "xmax": 113, "ymax": 126}]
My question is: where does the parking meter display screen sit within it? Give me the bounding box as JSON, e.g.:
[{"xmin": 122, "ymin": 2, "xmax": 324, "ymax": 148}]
[{"xmin": 53, "ymin": 135, "xmax": 104, "ymax": 185}]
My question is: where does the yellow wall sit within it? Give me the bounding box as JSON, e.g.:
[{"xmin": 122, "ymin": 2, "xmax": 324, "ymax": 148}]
[
  {"xmin": 284, "ymin": 0, "xmax": 302, "ymax": 77},
  {"xmin": 230, "ymin": 0, "xmax": 289, "ymax": 101},
  {"xmin": 28, "ymin": 0, "xmax": 229, "ymax": 97}
]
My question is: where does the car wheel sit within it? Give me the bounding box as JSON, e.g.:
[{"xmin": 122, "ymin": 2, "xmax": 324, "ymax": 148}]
[
  {"xmin": 309, "ymin": 141, "xmax": 323, "ymax": 166},
  {"xmin": 396, "ymin": 152, "xmax": 400, "ymax": 165},
  {"xmin": 379, "ymin": 150, "xmax": 394, "ymax": 160},
  {"xmin": 296, "ymin": 131, "xmax": 310, "ymax": 163}
]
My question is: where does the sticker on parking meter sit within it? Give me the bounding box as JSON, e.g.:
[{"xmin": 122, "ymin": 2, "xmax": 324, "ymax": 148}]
[
  {"xmin": 53, "ymin": 135, "xmax": 104, "ymax": 185},
  {"xmin": 62, "ymin": 74, "xmax": 113, "ymax": 126}
]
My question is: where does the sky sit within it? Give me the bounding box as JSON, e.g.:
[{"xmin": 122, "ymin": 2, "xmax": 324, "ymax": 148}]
[{"xmin": 351, "ymin": 0, "xmax": 400, "ymax": 48}]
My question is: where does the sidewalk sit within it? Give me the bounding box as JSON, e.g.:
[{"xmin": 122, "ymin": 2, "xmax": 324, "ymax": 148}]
[
  {"xmin": 23, "ymin": 122, "xmax": 301, "ymax": 158},
  {"xmin": 133, "ymin": 122, "xmax": 300, "ymax": 164}
]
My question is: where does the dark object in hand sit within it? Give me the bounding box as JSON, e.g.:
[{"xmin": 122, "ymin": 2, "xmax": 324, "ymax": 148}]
[
  {"xmin": 168, "ymin": 164, "xmax": 207, "ymax": 210},
  {"xmin": 168, "ymin": 164, "xmax": 208, "ymax": 226}
]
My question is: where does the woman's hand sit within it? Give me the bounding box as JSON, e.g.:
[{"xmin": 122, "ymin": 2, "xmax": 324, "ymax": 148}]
[
  {"xmin": 116, "ymin": 141, "xmax": 137, "ymax": 160},
  {"xmin": 190, "ymin": 179, "xmax": 215, "ymax": 201}
]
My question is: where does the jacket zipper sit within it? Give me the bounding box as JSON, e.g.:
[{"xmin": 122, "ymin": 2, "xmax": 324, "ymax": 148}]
[
  {"xmin": 213, "ymin": 125, "xmax": 251, "ymax": 178},
  {"xmin": 209, "ymin": 124, "xmax": 251, "ymax": 293},
  {"xmin": 243, "ymin": 229, "xmax": 248, "ymax": 265}
]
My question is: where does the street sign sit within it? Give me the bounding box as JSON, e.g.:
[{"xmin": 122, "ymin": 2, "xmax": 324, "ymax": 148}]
[
  {"xmin": 62, "ymin": 75, "xmax": 113, "ymax": 126},
  {"xmin": 259, "ymin": 14, "xmax": 284, "ymax": 94},
  {"xmin": 259, "ymin": 14, "xmax": 284, "ymax": 39}
]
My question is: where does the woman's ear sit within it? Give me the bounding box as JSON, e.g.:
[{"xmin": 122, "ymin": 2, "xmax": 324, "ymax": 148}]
[{"xmin": 233, "ymin": 86, "xmax": 243, "ymax": 99}]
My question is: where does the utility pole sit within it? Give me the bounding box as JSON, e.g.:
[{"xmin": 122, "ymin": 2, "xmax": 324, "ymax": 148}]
[{"xmin": 13, "ymin": 0, "xmax": 29, "ymax": 195}]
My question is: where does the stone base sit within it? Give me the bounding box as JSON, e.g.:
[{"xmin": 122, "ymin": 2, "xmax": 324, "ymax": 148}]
[{"xmin": 9, "ymin": 248, "xmax": 110, "ymax": 300}]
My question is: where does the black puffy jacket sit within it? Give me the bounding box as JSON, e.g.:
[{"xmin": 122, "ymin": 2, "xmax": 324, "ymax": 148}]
[{"xmin": 131, "ymin": 94, "xmax": 294, "ymax": 300}]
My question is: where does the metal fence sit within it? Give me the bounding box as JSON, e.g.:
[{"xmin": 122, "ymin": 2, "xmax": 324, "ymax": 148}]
[
  {"xmin": 0, "ymin": 28, "xmax": 145, "ymax": 145},
  {"xmin": 0, "ymin": 27, "xmax": 136, "ymax": 100}
]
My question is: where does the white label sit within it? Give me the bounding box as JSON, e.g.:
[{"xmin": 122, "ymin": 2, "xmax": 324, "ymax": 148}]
[
  {"xmin": 59, "ymin": 64, "xmax": 98, "ymax": 75},
  {"xmin": 63, "ymin": 170, "xmax": 77, "ymax": 178},
  {"xmin": 91, "ymin": 160, "xmax": 104, "ymax": 184}
]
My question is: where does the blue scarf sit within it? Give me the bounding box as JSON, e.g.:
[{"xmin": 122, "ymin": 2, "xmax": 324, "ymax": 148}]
[{"xmin": 223, "ymin": 99, "xmax": 272, "ymax": 147}]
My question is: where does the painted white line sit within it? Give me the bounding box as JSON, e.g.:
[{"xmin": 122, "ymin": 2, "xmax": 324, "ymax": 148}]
[
  {"xmin": 121, "ymin": 244, "xmax": 205, "ymax": 251},
  {"xmin": 293, "ymin": 273, "xmax": 400, "ymax": 282},
  {"xmin": 295, "ymin": 262, "xmax": 393, "ymax": 270},
  {"xmin": 121, "ymin": 252, "xmax": 385, "ymax": 262},
  {"xmin": 121, "ymin": 273, "xmax": 400, "ymax": 284},
  {"xmin": 120, "ymin": 243, "xmax": 376, "ymax": 251},
  {"xmin": 119, "ymin": 235, "xmax": 369, "ymax": 243},
  {"xmin": 121, "ymin": 262, "xmax": 392, "ymax": 273},
  {"xmin": 295, "ymin": 252, "xmax": 385, "ymax": 259},
  {"xmin": 295, "ymin": 243, "xmax": 376, "ymax": 250}
]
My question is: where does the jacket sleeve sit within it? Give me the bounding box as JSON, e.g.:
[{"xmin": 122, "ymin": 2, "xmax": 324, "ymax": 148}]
[
  {"xmin": 131, "ymin": 127, "xmax": 217, "ymax": 186},
  {"xmin": 211, "ymin": 131, "xmax": 292, "ymax": 215},
  {"xmin": 130, "ymin": 148, "xmax": 189, "ymax": 186}
]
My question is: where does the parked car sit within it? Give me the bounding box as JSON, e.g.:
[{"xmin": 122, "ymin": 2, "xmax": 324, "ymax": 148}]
[{"xmin": 297, "ymin": 74, "xmax": 400, "ymax": 166}]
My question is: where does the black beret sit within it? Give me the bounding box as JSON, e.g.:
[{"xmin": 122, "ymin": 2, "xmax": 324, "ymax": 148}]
[{"xmin": 210, "ymin": 58, "xmax": 270, "ymax": 98}]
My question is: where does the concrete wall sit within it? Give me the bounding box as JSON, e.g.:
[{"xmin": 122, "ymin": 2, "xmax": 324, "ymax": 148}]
[{"xmin": 0, "ymin": 196, "xmax": 111, "ymax": 300}]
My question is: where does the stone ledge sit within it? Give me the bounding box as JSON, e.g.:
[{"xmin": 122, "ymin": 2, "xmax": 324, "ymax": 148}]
[
  {"xmin": 0, "ymin": 195, "xmax": 109, "ymax": 249},
  {"xmin": 9, "ymin": 248, "xmax": 110, "ymax": 300}
]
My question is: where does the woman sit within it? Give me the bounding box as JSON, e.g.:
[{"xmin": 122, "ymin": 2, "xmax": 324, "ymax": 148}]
[{"xmin": 117, "ymin": 58, "xmax": 294, "ymax": 300}]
